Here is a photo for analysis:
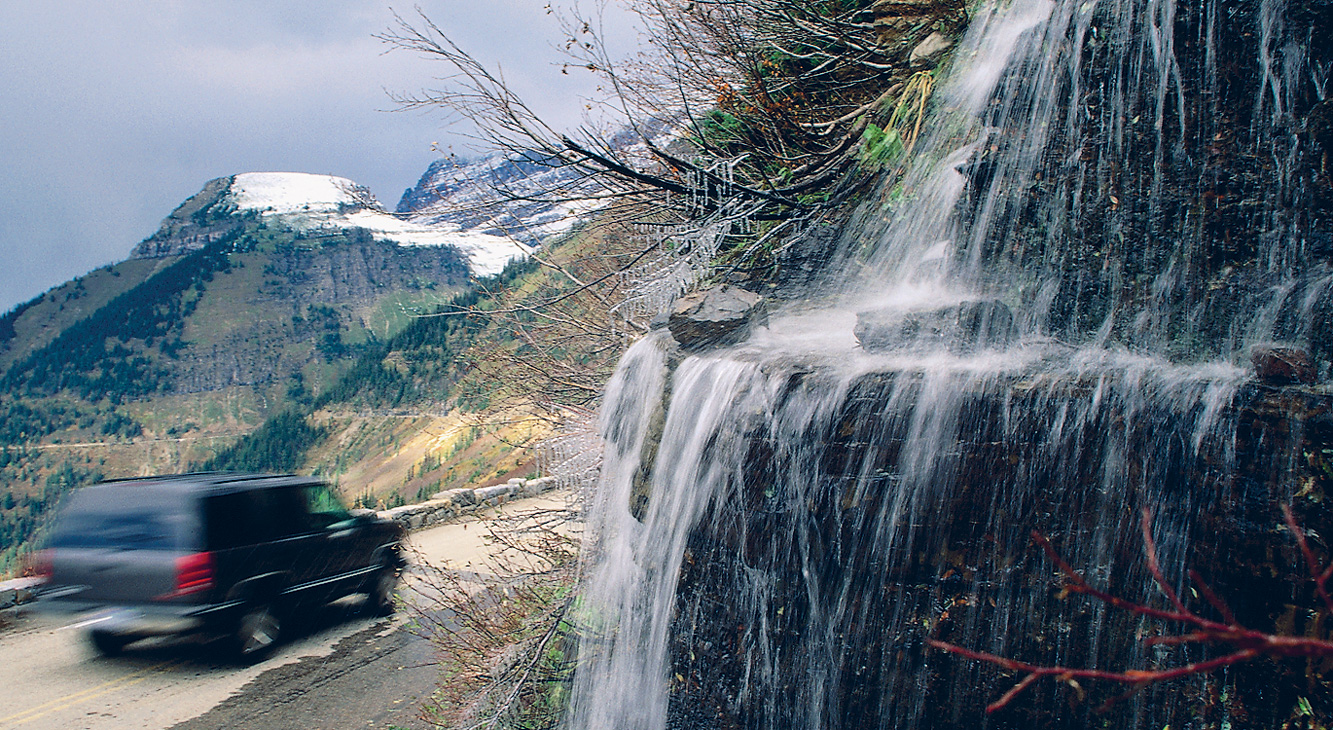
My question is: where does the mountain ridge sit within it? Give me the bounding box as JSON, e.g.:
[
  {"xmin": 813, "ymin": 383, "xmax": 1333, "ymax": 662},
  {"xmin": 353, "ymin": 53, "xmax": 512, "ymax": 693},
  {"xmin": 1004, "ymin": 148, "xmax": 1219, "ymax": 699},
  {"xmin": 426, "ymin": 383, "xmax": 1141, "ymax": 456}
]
[
  {"xmin": 132, "ymin": 171, "xmax": 535, "ymax": 276},
  {"xmin": 0, "ymin": 148, "xmax": 599, "ymax": 574},
  {"xmin": 395, "ymin": 153, "xmax": 596, "ymax": 247}
]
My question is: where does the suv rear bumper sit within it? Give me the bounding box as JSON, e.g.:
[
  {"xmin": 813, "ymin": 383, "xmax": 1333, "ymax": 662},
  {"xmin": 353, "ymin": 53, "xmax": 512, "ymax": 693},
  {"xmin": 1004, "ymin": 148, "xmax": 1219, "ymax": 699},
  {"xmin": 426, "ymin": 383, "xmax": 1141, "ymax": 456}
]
[
  {"xmin": 82, "ymin": 607, "xmax": 204, "ymax": 637},
  {"xmin": 36, "ymin": 597, "xmax": 241, "ymax": 638}
]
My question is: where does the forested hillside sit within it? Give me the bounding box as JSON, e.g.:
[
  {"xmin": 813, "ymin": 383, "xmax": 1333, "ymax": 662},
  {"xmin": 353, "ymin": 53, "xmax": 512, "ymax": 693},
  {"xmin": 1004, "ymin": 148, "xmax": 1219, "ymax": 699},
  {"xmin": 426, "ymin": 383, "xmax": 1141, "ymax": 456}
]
[{"xmin": 0, "ymin": 204, "xmax": 474, "ymax": 573}]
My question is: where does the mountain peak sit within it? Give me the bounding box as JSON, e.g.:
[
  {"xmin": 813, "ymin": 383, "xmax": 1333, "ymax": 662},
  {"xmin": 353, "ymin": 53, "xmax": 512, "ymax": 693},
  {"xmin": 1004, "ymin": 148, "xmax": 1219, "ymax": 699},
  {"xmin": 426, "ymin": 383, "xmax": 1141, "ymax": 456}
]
[
  {"xmin": 228, "ymin": 172, "xmax": 382, "ymax": 216},
  {"xmin": 395, "ymin": 153, "xmax": 595, "ymax": 248},
  {"xmin": 131, "ymin": 172, "xmax": 531, "ymax": 276}
]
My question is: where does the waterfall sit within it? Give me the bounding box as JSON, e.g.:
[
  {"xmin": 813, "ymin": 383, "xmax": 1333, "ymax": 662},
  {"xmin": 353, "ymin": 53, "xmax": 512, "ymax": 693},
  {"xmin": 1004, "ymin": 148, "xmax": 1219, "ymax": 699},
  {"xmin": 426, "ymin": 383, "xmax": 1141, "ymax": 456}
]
[{"xmin": 568, "ymin": 0, "xmax": 1330, "ymax": 727}]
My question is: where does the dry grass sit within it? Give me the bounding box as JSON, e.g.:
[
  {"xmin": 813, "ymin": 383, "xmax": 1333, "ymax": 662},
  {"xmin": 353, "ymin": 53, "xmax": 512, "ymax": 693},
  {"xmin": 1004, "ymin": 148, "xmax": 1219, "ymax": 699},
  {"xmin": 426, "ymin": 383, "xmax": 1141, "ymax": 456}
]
[{"xmin": 405, "ymin": 500, "xmax": 583, "ymax": 729}]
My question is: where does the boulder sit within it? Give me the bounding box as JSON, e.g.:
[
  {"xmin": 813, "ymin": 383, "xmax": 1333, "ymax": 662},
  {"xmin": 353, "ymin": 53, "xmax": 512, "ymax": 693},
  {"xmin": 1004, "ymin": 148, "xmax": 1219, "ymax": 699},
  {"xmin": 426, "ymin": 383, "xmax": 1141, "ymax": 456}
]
[
  {"xmin": 909, "ymin": 32, "xmax": 954, "ymax": 69},
  {"xmin": 522, "ymin": 476, "xmax": 559, "ymax": 496},
  {"xmin": 381, "ymin": 505, "xmax": 426, "ymax": 527},
  {"xmin": 1251, "ymin": 345, "xmax": 1316, "ymax": 385},
  {"xmin": 474, "ymin": 484, "xmax": 517, "ymax": 503},
  {"xmin": 0, "ymin": 580, "xmax": 38, "ymax": 609},
  {"xmin": 855, "ymin": 299, "xmax": 1017, "ymax": 353},
  {"xmin": 956, "ymin": 300, "xmax": 1016, "ymax": 347},
  {"xmin": 667, "ymin": 285, "xmax": 769, "ymax": 352},
  {"xmin": 437, "ymin": 488, "xmax": 477, "ymax": 507}
]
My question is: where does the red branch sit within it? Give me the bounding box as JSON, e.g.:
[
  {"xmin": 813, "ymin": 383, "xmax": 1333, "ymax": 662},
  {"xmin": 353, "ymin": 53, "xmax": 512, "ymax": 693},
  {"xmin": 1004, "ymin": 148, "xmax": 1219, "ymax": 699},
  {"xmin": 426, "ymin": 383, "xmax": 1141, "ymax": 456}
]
[
  {"xmin": 928, "ymin": 506, "xmax": 1333, "ymax": 713},
  {"xmin": 1284, "ymin": 503, "xmax": 1333, "ymax": 616}
]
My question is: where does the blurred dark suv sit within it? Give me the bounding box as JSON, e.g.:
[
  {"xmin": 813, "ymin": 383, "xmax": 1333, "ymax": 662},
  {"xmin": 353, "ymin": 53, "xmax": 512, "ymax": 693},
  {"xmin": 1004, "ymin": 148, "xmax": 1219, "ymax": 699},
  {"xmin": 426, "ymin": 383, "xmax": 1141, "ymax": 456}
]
[{"xmin": 35, "ymin": 473, "xmax": 406, "ymax": 661}]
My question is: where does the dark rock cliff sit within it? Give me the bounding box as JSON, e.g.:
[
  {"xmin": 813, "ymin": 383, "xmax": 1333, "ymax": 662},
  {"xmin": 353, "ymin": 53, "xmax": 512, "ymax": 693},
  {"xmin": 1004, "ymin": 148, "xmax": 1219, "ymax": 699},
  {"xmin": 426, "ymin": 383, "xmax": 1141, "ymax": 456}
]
[
  {"xmin": 662, "ymin": 365, "xmax": 1333, "ymax": 729},
  {"xmin": 948, "ymin": 0, "xmax": 1333, "ymax": 360},
  {"xmin": 584, "ymin": 0, "xmax": 1333, "ymax": 728},
  {"xmin": 131, "ymin": 176, "xmax": 242, "ymax": 259},
  {"xmin": 166, "ymin": 236, "xmax": 469, "ymax": 395}
]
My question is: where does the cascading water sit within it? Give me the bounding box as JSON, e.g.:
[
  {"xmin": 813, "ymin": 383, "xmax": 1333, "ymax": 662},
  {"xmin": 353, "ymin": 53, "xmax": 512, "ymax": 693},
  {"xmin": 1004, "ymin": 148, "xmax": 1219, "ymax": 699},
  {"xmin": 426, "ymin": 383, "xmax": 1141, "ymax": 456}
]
[{"xmin": 568, "ymin": 0, "xmax": 1331, "ymax": 727}]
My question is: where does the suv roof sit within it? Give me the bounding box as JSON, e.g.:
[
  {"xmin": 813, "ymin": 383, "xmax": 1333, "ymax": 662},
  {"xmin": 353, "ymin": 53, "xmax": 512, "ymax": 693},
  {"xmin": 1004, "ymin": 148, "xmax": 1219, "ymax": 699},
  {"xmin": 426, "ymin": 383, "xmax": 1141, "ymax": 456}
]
[{"xmin": 92, "ymin": 472, "xmax": 321, "ymax": 498}]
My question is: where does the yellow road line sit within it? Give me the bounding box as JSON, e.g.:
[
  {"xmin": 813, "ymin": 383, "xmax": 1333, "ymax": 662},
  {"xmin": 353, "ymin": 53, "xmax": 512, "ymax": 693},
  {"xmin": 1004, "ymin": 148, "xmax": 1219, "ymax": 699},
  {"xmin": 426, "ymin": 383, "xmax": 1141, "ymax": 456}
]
[{"xmin": 0, "ymin": 659, "xmax": 180, "ymax": 728}]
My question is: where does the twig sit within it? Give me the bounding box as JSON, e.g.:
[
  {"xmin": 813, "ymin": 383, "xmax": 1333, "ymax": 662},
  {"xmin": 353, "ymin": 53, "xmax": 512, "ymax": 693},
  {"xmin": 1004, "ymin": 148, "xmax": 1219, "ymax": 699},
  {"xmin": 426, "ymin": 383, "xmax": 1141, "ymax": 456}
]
[
  {"xmin": 930, "ymin": 505, "xmax": 1333, "ymax": 712},
  {"xmin": 1284, "ymin": 502, "xmax": 1333, "ymax": 615}
]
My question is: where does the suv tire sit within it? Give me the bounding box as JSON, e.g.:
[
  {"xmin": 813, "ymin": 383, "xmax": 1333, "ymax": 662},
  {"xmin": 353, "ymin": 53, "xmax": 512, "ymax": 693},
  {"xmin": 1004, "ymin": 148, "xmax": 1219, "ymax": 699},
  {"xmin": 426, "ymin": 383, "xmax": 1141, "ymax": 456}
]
[
  {"xmin": 232, "ymin": 602, "xmax": 281, "ymax": 663},
  {"xmin": 366, "ymin": 563, "xmax": 399, "ymax": 617},
  {"xmin": 89, "ymin": 629, "xmax": 128, "ymax": 657}
]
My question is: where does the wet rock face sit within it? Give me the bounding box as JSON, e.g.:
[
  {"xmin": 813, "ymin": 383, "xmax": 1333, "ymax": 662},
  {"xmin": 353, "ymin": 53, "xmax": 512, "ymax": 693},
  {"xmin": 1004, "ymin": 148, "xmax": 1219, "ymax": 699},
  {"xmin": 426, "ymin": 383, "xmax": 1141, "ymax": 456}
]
[
  {"xmin": 664, "ymin": 365, "xmax": 1333, "ymax": 730},
  {"xmin": 1252, "ymin": 345, "xmax": 1317, "ymax": 385},
  {"xmin": 855, "ymin": 300, "xmax": 1017, "ymax": 353},
  {"xmin": 668, "ymin": 285, "xmax": 769, "ymax": 351},
  {"xmin": 947, "ymin": 0, "xmax": 1333, "ymax": 359}
]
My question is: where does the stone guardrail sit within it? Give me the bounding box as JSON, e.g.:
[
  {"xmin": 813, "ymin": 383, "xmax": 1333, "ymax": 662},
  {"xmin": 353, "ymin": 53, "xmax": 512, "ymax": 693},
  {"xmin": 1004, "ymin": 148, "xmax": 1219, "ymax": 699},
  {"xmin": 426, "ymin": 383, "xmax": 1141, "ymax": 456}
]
[
  {"xmin": 0, "ymin": 577, "xmax": 41, "ymax": 612},
  {"xmin": 1, "ymin": 475, "xmax": 563, "ymax": 614},
  {"xmin": 360, "ymin": 475, "xmax": 562, "ymax": 532}
]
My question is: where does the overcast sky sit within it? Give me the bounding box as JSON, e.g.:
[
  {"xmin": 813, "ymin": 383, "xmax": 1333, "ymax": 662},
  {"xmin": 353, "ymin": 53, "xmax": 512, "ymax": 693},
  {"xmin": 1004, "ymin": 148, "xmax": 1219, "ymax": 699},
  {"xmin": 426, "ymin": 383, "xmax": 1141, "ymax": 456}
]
[{"xmin": 0, "ymin": 1, "xmax": 629, "ymax": 312}]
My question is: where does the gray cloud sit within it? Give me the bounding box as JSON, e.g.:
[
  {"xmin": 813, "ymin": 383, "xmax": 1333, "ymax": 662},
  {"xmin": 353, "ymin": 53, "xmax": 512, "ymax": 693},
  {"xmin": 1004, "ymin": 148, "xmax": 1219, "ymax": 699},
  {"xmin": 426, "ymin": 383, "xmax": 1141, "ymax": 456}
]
[{"xmin": 0, "ymin": 0, "xmax": 621, "ymax": 311}]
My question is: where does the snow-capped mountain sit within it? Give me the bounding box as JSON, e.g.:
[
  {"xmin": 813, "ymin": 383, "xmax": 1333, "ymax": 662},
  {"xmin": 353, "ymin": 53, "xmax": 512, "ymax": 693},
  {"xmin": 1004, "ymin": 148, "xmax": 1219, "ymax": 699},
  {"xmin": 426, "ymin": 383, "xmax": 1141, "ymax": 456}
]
[
  {"xmin": 395, "ymin": 152, "xmax": 599, "ymax": 247},
  {"xmin": 133, "ymin": 126, "xmax": 679, "ymax": 276},
  {"xmin": 394, "ymin": 118, "xmax": 683, "ymax": 245},
  {"xmin": 134, "ymin": 172, "xmax": 532, "ymax": 276}
]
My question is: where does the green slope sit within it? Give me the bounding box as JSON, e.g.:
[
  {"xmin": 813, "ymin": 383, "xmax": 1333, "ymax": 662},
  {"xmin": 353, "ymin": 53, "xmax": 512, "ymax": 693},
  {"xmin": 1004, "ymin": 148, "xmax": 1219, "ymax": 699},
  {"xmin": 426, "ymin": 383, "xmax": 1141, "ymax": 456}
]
[{"xmin": 0, "ymin": 216, "xmax": 476, "ymax": 573}]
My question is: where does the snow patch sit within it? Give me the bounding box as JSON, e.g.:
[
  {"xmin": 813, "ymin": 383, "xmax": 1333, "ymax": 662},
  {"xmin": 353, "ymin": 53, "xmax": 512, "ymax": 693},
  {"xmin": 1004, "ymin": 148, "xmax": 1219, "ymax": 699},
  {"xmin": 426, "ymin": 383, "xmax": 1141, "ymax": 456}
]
[
  {"xmin": 225, "ymin": 172, "xmax": 528, "ymax": 276},
  {"xmin": 229, "ymin": 172, "xmax": 367, "ymax": 214}
]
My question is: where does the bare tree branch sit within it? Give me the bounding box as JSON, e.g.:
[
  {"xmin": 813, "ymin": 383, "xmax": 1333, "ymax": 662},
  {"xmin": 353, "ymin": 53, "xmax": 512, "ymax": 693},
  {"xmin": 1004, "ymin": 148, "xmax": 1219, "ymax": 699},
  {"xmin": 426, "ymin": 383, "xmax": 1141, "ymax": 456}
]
[{"xmin": 929, "ymin": 506, "xmax": 1333, "ymax": 713}]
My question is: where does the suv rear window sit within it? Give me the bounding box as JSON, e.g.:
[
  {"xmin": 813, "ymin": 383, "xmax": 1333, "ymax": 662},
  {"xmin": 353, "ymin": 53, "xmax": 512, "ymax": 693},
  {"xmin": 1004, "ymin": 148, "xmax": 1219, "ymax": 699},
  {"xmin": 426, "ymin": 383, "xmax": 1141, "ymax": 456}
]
[{"xmin": 48, "ymin": 485, "xmax": 198, "ymax": 550}]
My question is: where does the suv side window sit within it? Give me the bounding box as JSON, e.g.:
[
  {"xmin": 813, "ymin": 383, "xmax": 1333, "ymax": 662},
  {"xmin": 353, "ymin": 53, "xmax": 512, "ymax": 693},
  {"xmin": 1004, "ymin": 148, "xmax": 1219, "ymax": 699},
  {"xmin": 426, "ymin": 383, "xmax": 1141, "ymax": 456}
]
[
  {"xmin": 301, "ymin": 483, "xmax": 352, "ymax": 530},
  {"xmin": 266, "ymin": 486, "xmax": 310, "ymax": 538},
  {"xmin": 206, "ymin": 491, "xmax": 269, "ymax": 549}
]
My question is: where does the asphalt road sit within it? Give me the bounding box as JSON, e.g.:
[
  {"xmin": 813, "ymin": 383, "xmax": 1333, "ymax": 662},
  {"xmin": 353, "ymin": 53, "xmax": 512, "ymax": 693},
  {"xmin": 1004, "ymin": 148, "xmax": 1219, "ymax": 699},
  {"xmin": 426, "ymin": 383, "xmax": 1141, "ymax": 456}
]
[{"xmin": 0, "ymin": 492, "xmax": 573, "ymax": 730}]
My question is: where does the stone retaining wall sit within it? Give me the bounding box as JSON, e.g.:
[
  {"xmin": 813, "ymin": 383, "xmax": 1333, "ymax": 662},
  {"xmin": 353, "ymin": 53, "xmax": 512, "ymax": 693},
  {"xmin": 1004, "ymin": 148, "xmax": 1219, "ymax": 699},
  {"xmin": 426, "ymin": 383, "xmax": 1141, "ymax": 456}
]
[
  {"xmin": 0, "ymin": 577, "xmax": 40, "ymax": 607},
  {"xmin": 0, "ymin": 577, "xmax": 41, "ymax": 615},
  {"xmin": 364, "ymin": 475, "xmax": 562, "ymax": 532}
]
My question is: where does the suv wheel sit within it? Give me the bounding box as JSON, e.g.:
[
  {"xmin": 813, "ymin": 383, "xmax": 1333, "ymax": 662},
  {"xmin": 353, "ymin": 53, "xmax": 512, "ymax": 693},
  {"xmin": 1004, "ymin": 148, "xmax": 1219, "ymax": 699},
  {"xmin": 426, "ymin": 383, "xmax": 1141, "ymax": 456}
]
[
  {"xmin": 232, "ymin": 602, "xmax": 281, "ymax": 662},
  {"xmin": 89, "ymin": 629, "xmax": 128, "ymax": 657},
  {"xmin": 367, "ymin": 563, "xmax": 399, "ymax": 617}
]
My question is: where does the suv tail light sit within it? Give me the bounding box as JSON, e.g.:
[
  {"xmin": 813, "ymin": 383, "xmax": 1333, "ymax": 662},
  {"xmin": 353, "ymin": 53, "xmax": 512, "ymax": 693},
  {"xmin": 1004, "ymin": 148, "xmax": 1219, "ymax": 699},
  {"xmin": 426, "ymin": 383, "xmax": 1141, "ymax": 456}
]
[{"xmin": 170, "ymin": 551, "xmax": 214, "ymax": 597}]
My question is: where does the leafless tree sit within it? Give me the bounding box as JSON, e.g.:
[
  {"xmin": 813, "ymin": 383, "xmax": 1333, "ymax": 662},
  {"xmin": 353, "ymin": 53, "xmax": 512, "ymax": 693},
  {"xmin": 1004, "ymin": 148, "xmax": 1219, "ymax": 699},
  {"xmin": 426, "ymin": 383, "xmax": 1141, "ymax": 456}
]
[
  {"xmin": 378, "ymin": 0, "xmax": 965, "ymax": 423},
  {"xmin": 379, "ymin": 0, "xmax": 965, "ymax": 293}
]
